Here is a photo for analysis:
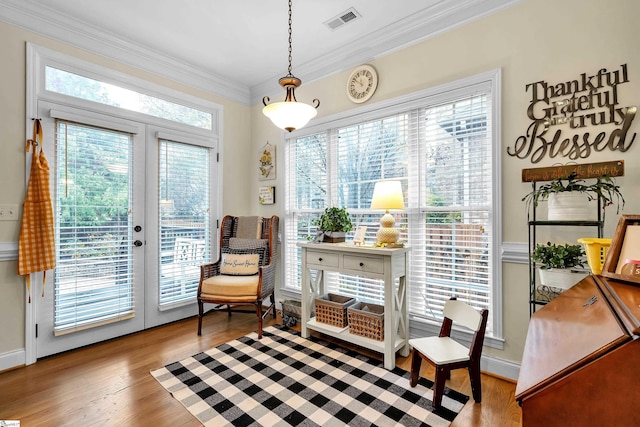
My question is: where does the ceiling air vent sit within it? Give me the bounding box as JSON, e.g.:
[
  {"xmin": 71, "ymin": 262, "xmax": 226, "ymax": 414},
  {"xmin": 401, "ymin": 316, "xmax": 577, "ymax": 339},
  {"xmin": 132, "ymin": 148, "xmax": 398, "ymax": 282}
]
[{"xmin": 324, "ymin": 7, "xmax": 361, "ymax": 30}]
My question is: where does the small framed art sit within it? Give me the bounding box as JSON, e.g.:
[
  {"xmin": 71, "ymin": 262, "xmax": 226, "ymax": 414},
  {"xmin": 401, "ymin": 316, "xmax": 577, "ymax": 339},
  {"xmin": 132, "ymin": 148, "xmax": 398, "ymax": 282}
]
[
  {"xmin": 602, "ymin": 214, "xmax": 640, "ymax": 284},
  {"xmin": 353, "ymin": 225, "xmax": 367, "ymax": 245},
  {"xmin": 258, "ymin": 186, "xmax": 275, "ymax": 205},
  {"xmin": 259, "ymin": 142, "xmax": 276, "ymax": 181}
]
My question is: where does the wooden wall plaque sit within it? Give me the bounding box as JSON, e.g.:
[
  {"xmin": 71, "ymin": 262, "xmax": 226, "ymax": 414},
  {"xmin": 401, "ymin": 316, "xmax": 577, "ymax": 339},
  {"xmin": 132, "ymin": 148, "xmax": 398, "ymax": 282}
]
[{"xmin": 522, "ymin": 161, "xmax": 624, "ymax": 182}]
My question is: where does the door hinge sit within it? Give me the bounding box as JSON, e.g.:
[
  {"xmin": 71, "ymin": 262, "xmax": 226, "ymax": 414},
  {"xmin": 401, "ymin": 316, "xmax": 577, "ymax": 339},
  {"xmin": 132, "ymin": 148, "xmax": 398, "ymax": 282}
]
[
  {"xmin": 216, "ymin": 219, "xmax": 219, "ymax": 229},
  {"xmin": 35, "ymin": 323, "xmax": 38, "ymax": 338}
]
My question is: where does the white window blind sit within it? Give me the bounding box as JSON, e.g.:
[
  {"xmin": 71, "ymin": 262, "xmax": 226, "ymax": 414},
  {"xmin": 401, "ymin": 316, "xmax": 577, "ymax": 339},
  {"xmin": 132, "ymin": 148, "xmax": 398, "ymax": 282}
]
[
  {"xmin": 284, "ymin": 77, "xmax": 496, "ymax": 333},
  {"xmin": 54, "ymin": 120, "xmax": 134, "ymax": 334},
  {"xmin": 408, "ymin": 94, "xmax": 492, "ymax": 327},
  {"xmin": 158, "ymin": 140, "xmax": 211, "ymax": 307}
]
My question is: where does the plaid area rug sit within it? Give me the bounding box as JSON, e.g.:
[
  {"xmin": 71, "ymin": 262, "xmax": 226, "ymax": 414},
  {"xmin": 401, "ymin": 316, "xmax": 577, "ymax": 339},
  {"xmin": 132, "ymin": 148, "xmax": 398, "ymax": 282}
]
[{"xmin": 151, "ymin": 326, "xmax": 468, "ymax": 426}]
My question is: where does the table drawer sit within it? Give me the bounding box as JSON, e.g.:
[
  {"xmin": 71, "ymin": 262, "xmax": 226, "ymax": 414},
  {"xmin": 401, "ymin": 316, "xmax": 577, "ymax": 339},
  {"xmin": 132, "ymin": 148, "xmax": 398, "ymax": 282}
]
[
  {"xmin": 343, "ymin": 255, "xmax": 384, "ymax": 274},
  {"xmin": 306, "ymin": 250, "xmax": 339, "ymax": 268}
]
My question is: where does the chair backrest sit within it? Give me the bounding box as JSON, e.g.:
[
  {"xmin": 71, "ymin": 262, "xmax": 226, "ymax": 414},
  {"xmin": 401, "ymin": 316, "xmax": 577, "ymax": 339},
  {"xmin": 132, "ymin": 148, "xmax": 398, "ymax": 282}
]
[
  {"xmin": 443, "ymin": 299, "xmax": 482, "ymax": 331},
  {"xmin": 218, "ymin": 215, "xmax": 279, "ymax": 265},
  {"xmin": 441, "ymin": 299, "xmax": 489, "ymax": 360}
]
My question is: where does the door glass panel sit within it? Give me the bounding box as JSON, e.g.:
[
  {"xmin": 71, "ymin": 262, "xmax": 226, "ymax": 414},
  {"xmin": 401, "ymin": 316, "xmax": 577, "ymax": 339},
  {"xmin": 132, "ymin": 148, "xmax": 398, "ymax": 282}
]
[
  {"xmin": 158, "ymin": 140, "xmax": 211, "ymax": 307},
  {"xmin": 54, "ymin": 120, "xmax": 134, "ymax": 334}
]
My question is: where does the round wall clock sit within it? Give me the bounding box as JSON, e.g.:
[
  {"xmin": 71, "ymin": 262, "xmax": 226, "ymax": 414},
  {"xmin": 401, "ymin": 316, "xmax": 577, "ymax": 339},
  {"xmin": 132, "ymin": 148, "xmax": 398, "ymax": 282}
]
[{"xmin": 347, "ymin": 64, "xmax": 378, "ymax": 103}]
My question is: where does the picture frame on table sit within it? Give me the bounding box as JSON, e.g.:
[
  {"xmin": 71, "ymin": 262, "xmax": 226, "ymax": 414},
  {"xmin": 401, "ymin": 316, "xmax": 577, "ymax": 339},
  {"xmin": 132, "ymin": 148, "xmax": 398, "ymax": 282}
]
[
  {"xmin": 602, "ymin": 214, "xmax": 640, "ymax": 284},
  {"xmin": 353, "ymin": 225, "xmax": 367, "ymax": 245}
]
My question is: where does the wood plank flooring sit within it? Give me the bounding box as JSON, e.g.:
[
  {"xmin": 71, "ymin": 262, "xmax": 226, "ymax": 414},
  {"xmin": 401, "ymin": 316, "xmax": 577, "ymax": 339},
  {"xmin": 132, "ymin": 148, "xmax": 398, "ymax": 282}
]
[{"xmin": 0, "ymin": 311, "xmax": 521, "ymax": 426}]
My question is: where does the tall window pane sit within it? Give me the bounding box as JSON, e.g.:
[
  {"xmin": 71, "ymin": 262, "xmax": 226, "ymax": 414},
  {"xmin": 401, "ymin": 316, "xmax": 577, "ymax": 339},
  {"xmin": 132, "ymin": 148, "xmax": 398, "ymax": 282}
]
[
  {"xmin": 54, "ymin": 121, "xmax": 134, "ymax": 334},
  {"xmin": 158, "ymin": 140, "xmax": 211, "ymax": 307}
]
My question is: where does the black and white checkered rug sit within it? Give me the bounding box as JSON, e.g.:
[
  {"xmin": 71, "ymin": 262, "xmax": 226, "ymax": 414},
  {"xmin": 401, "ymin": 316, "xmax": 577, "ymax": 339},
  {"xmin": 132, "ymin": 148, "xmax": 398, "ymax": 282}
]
[{"xmin": 151, "ymin": 326, "xmax": 468, "ymax": 426}]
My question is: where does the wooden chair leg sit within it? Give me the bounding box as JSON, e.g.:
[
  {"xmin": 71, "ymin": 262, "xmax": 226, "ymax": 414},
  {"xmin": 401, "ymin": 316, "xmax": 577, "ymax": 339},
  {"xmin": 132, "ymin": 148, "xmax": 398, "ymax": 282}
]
[
  {"xmin": 468, "ymin": 360, "xmax": 482, "ymax": 402},
  {"xmin": 256, "ymin": 303, "xmax": 263, "ymax": 339},
  {"xmin": 433, "ymin": 366, "xmax": 448, "ymax": 408},
  {"xmin": 197, "ymin": 300, "xmax": 203, "ymax": 336},
  {"xmin": 409, "ymin": 349, "xmax": 422, "ymax": 387}
]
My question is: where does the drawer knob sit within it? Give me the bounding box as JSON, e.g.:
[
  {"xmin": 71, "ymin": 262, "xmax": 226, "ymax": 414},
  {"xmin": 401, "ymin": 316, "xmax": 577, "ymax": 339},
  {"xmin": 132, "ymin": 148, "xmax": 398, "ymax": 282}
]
[
  {"xmin": 359, "ymin": 262, "xmax": 364, "ymax": 267},
  {"xmin": 318, "ymin": 257, "xmax": 323, "ymax": 262}
]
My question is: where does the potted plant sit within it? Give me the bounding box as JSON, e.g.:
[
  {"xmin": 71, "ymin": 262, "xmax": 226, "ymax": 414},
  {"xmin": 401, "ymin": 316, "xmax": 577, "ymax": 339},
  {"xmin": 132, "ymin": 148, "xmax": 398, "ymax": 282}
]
[
  {"xmin": 314, "ymin": 207, "xmax": 353, "ymax": 243},
  {"xmin": 522, "ymin": 173, "xmax": 625, "ymax": 221},
  {"xmin": 532, "ymin": 242, "xmax": 588, "ymax": 290}
]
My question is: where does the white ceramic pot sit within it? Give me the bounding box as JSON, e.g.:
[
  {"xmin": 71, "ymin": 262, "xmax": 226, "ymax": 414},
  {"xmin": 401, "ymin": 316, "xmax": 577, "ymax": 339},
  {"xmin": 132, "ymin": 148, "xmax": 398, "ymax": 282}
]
[
  {"xmin": 547, "ymin": 192, "xmax": 597, "ymax": 221},
  {"xmin": 538, "ymin": 268, "xmax": 589, "ymax": 290}
]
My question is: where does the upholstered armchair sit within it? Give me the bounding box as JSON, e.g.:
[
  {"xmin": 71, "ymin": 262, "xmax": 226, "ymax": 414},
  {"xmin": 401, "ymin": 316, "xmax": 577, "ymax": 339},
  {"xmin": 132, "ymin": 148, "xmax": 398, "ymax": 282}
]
[{"xmin": 197, "ymin": 215, "xmax": 279, "ymax": 339}]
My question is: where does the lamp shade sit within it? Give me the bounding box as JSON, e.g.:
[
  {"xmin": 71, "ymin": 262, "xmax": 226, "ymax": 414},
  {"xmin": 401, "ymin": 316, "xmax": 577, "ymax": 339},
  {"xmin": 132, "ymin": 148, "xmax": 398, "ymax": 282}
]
[
  {"xmin": 263, "ymin": 101, "xmax": 318, "ymax": 132},
  {"xmin": 370, "ymin": 181, "xmax": 404, "ymax": 211}
]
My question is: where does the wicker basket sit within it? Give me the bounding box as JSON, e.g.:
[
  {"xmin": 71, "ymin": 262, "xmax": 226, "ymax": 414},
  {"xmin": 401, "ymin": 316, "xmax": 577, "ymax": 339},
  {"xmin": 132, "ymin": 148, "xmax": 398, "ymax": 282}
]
[
  {"xmin": 348, "ymin": 302, "xmax": 384, "ymax": 341},
  {"xmin": 314, "ymin": 293, "xmax": 356, "ymax": 328},
  {"xmin": 281, "ymin": 299, "xmax": 302, "ymax": 327}
]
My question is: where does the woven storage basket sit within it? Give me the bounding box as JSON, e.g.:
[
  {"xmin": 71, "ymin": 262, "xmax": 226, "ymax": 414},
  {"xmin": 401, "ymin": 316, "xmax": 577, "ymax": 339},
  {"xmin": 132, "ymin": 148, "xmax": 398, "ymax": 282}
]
[
  {"xmin": 314, "ymin": 293, "xmax": 356, "ymax": 328},
  {"xmin": 348, "ymin": 302, "xmax": 384, "ymax": 341}
]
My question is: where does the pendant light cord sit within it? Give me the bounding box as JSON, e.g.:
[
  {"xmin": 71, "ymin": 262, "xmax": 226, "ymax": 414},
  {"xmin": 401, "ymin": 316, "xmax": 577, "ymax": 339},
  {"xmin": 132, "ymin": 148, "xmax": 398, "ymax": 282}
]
[{"xmin": 287, "ymin": 0, "xmax": 293, "ymax": 77}]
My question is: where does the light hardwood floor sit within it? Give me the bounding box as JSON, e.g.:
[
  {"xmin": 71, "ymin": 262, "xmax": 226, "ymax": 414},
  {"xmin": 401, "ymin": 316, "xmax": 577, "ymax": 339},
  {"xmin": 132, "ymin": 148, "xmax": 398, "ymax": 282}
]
[{"xmin": 1, "ymin": 311, "xmax": 522, "ymax": 426}]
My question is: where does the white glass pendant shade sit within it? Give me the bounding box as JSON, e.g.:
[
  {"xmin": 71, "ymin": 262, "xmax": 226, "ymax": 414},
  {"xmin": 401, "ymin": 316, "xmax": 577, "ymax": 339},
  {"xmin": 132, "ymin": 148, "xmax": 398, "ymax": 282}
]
[{"xmin": 263, "ymin": 101, "xmax": 318, "ymax": 132}]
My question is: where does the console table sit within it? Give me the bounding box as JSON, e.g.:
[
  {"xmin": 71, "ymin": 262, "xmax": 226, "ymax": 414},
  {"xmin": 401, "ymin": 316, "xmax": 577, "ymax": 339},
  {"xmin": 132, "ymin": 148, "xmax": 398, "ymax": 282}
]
[{"xmin": 297, "ymin": 242, "xmax": 411, "ymax": 369}]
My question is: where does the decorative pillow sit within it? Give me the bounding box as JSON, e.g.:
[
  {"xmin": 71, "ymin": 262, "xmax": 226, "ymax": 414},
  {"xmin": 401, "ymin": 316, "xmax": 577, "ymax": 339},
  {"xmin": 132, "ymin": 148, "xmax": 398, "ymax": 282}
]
[
  {"xmin": 229, "ymin": 238, "xmax": 269, "ymax": 264},
  {"xmin": 220, "ymin": 249, "xmax": 260, "ymax": 276}
]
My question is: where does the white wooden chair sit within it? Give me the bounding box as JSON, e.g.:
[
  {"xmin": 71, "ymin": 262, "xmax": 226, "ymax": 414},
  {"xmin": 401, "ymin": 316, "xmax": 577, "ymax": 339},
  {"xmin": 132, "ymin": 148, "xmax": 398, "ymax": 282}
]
[{"xmin": 408, "ymin": 299, "xmax": 488, "ymax": 408}]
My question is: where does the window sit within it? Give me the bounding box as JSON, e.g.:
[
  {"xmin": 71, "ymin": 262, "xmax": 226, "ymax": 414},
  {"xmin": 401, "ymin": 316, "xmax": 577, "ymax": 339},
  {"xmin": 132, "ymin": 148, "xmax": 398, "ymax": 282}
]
[
  {"xmin": 45, "ymin": 66, "xmax": 213, "ymax": 130},
  {"xmin": 284, "ymin": 71, "xmax": 501, "ymax": 338},
  {"xmin": 54, "ymin": 120, "xmax": 135, "ymax": 334},
  {"xmin": 158, "ymin": 140, "xmax": 211, "ymax": 307}
]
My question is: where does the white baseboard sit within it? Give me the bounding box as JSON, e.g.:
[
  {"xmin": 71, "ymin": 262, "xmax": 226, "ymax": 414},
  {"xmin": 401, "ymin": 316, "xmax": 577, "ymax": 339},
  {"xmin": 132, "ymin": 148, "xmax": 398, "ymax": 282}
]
[
  {"xmin": 0, "ymin": 348, "xmax": 25, "ymax": 372},
  {"xmin": 481, "ymin": 354, "xmax": 520, "ymax": 381}
]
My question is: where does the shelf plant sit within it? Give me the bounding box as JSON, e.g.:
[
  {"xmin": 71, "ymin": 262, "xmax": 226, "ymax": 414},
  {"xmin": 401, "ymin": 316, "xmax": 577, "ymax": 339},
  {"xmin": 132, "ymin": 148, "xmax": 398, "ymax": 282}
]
[
  {"xmin": 532, "ymin": 242, "xmax": 588, "ymax": 290},
  {"xmin": 522, "ymin": 172, "xmax": 625, "ymax": 214},
  {"xmin": 532, "ymin": 242, "xmax": 585, "ymax": 270}
]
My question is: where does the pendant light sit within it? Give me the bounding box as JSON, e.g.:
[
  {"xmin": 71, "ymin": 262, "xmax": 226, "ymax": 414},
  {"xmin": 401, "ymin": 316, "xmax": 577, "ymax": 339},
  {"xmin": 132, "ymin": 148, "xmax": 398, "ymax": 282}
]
[{"xmin": 262, "ymin": 0, "xmax": 319, "ymax": 132}]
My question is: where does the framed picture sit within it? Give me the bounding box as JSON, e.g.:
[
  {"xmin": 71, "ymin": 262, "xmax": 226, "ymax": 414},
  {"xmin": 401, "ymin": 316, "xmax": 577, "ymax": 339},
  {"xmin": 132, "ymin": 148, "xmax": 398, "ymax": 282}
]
[
  {"xmin": 259, "ymin": 142, "xmax": 276, "ymax": 181},
  {"xmin": 602, "ymin": 214, "xmax": 640, "ymax": 284},
  {"xmin": 353, "ymin": 225, "xmax": 367, "ymax": 245},
  {"xmin": 258, "ymin": 186, "xmax": 275, "ymax": 205}
]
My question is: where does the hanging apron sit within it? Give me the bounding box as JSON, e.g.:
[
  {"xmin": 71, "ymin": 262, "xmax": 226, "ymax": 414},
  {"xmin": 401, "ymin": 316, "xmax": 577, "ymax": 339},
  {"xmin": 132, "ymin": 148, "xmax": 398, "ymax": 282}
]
[{"xmin": 18, "ymin": 119, "xmax": 56, "ymax": 302}]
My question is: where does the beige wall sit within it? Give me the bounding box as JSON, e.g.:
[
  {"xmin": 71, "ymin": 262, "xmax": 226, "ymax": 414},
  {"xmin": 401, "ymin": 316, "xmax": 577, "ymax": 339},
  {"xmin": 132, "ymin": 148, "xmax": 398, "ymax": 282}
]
[
  {"xmin": 0, "ymin": 21, "xmax": 252, "ymax": 356},
  {"xmin": 252, "ymin": 0, "xmax": 640, "ymax": 364}
]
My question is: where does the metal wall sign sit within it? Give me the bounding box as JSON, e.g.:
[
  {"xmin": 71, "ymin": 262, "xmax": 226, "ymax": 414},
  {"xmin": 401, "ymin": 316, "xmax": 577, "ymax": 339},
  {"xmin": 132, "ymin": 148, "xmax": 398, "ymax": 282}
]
[
  {"xmin": 521, "ymin": 160, "xmax": 624, "ymax": 182},
  {"xmin": 508, "ymin": 64, "xmax": 637, "ymax": 163}
]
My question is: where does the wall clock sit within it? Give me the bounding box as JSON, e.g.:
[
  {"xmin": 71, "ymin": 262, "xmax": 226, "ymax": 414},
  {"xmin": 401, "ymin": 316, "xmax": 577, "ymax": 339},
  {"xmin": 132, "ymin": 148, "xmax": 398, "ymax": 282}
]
[{"xmin": 347, "ymin": 64, "xmax": 378, "ymax": 103}]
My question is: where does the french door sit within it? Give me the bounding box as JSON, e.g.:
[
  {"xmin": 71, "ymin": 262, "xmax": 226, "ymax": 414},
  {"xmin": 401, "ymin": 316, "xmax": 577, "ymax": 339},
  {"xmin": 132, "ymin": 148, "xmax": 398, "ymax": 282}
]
[{"xmin": 34, "ymin": 102, "xmax": 216, "ymax": 358}]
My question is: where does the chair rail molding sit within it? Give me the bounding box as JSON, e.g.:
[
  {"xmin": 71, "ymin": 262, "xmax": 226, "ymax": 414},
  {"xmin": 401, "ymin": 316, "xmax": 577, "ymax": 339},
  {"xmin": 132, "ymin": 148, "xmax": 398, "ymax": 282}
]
[
  {"xmin": 502, "ymin": 242, "xmax": 528, "ymax": 264},
  {"xmin": 0, "ymin": 241, "xmax": 18, "ymax": 261}
]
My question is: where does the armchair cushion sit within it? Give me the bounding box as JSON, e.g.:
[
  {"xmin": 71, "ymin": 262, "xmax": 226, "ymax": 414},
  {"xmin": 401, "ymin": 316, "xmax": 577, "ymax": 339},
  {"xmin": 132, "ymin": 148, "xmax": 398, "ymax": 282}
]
[
  {"xmin": 220, "ymin": 250, "xmax": 260, "ymax": 275},
  {"xmin": 229, "ymin": 238, "xmax": 270, "ymax": 264},
  {"xmin": 201, "ymin": 274, "xmax": 259, "ymax": 301}
]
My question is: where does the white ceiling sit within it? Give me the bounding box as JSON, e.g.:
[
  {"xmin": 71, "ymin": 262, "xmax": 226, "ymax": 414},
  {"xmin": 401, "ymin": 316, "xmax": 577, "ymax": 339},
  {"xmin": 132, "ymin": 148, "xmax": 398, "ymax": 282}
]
[{"xmin": 0, "ymin": 0, "xmax": 520, "ymax": 104}]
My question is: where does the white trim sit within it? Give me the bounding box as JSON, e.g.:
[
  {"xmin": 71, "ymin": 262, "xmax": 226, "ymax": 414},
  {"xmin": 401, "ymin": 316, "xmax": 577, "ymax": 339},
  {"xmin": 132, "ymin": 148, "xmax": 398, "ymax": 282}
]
[
  {"xmin": 290, "ymin": 69, "xmax": 500, "ymax": 139},
  {"xmin": 49, "ymin": 109, "xmax": 140, "ymax": 134},
  {"xmin": 0, "ymin": 0, "xmax": 248, "ymax": 103},
  {"xmin": 502, "ymin": 242, "xmax": 529, "ymax": 264},
  {"xmin": 0, "ymin": 241, "xmax": 18, "ymax": 261},
  {"xmin": 0, "ymin": 348, "xmax": 25, "ymax": 372},
  {"xmin": 482, "ymin": 355, "xmax": 521, "ymax": 381}
]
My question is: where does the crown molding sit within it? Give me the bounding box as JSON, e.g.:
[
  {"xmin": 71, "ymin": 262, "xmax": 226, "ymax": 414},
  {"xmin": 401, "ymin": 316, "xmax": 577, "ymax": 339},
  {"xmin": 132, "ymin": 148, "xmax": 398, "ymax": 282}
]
[
  {"xmin": 0, "ymin": 0, "xmax": 251, "ymax": 104},
  {"xmin": 250, "ymin": 0, "xmax": 522, "ymax": 104}
]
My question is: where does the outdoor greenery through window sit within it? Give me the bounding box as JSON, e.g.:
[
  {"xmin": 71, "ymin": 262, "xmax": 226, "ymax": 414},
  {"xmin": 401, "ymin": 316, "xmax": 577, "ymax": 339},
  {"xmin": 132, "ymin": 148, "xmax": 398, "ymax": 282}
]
[
  {"xmin": 158, "ymin": 140, "xmax": 211, "ymax": 307},
  {"xmin": 45, "ymin": 66, "xmax": 212, "ymax": 130},
  {"xmin": 284, "ymin": 77, "xmax": 496, "ymax": 333},
  {"xmin": 54, "ymin": 120, "xmax": 134, "ymax": 334}
]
